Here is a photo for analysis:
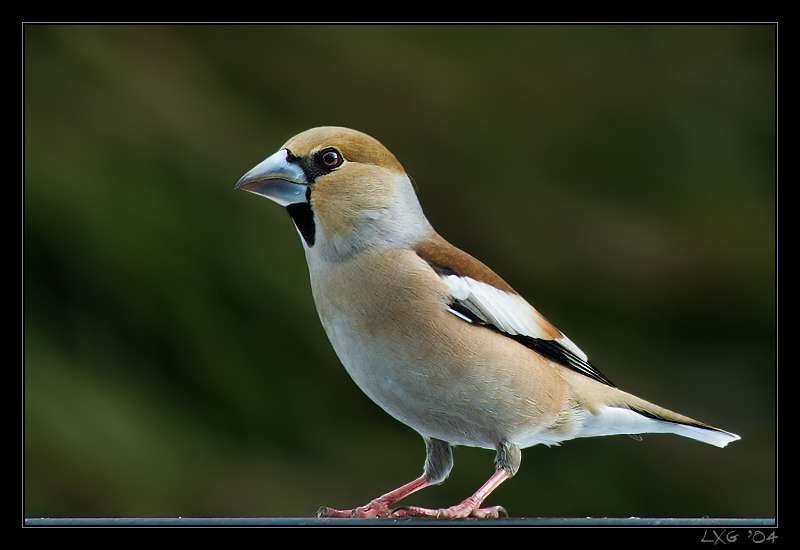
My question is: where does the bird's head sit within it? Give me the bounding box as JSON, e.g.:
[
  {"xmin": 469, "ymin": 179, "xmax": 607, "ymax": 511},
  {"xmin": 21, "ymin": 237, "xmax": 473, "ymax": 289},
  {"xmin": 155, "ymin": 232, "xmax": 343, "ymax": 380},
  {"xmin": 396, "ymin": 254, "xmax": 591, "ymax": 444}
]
[{"xmin": 237, "ymin": 127, "xmax": 432, "ymax": 261}]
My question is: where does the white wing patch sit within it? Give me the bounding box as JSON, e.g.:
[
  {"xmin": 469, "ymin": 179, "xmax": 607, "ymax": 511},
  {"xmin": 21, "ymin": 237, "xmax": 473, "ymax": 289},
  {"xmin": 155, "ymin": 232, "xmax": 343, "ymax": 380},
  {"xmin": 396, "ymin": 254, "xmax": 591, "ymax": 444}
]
[
  {"xmin": 441, "ymin": 274, "xmax": 586, "ymax": 359},
  {"xmin": 440, "ymin": 273, "xmax": 615, "ymax": 387}
]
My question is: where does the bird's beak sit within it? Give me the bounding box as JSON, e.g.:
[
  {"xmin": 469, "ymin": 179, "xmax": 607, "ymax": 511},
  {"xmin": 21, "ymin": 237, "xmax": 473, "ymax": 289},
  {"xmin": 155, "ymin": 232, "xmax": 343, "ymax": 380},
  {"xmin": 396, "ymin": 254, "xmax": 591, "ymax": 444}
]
[{"xmin": 235, "ymin": 149, "xmax": 309, "ymax": 206}]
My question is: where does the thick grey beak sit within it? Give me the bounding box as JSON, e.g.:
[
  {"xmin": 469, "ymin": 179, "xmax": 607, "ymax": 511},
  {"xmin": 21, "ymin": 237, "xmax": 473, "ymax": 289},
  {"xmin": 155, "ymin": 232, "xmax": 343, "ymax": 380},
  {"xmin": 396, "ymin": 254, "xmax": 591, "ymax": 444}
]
[{"xmin": 235, "ymin": 149, "xmax": 308, "ymax": 206}]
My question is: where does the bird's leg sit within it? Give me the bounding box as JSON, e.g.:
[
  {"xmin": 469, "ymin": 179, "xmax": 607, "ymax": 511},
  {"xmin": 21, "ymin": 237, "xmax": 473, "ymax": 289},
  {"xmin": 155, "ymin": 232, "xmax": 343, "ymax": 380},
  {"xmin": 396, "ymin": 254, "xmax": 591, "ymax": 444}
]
[
  {"xmin": 392, "ymin": 467, "xmax": 511, "ymax": 518},
  {"xmin": 316, "ymin": 438, "xmax": 454, "ymax": 518},
  {"xmin": 392, "ymin": 440, "xmax": 520, "ymax": 519}
]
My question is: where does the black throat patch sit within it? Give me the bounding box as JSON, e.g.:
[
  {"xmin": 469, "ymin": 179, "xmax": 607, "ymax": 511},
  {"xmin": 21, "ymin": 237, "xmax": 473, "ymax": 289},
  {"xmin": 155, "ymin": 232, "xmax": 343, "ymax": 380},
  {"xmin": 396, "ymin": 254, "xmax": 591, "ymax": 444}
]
[{"xmin": 286, "ymin": 197, "xmax": 315, "ymax": 247}]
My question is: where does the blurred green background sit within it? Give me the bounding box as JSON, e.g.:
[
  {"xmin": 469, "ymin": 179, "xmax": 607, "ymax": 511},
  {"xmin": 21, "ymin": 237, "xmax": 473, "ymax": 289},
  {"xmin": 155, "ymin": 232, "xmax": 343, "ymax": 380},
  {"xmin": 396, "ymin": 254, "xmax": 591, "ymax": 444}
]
[{"xmin": 24, "ymin": 24, "xmax": 775, "ymax": 519}]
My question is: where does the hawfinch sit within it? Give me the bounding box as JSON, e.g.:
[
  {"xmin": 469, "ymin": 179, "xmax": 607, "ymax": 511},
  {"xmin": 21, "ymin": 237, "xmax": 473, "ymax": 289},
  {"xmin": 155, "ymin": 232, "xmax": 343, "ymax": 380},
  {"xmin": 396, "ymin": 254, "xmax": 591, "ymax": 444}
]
[{"xmin": 236, "ymin": 126, "xmax": 740, "ymax": 518}]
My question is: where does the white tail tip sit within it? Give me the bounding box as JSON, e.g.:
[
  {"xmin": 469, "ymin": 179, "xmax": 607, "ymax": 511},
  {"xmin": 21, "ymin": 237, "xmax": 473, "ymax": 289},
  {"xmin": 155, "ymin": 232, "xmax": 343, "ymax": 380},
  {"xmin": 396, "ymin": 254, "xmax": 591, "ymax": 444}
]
[{"xmin": 579, "ymin": 406, "xmax": 741, "ymax": 448}]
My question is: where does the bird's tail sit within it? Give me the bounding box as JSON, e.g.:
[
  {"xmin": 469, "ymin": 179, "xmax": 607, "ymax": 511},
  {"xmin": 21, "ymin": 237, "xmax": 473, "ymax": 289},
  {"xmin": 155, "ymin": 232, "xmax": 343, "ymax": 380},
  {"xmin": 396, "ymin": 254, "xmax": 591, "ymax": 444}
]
[
  {"xmin": 624, "ymin": 401, "xmax": 741, "ymax": 448},
  {"xmin": 580, "ymin": 391, "xmax": 741, "ymax": 448}
]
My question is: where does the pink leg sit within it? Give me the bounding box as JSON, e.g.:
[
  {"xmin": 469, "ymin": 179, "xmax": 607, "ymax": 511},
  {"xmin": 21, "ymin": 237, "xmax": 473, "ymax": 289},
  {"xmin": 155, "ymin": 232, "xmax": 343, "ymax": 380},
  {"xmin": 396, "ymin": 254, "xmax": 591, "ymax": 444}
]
[
  {"xmin": 317, "ymin": 474, "xmax": 433, "ymax": 518},
  {"xmin": 392, "ymin": 468, "xmax": 511, "ymax": 518}
]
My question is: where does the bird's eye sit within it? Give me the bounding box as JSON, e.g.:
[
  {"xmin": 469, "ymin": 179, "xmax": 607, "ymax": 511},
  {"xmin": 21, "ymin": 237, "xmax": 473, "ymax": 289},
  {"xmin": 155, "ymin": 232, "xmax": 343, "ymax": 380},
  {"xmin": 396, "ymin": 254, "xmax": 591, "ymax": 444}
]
[{"xmin": 318, "ymin": 148, "xmax": 344, "ymax": 170}]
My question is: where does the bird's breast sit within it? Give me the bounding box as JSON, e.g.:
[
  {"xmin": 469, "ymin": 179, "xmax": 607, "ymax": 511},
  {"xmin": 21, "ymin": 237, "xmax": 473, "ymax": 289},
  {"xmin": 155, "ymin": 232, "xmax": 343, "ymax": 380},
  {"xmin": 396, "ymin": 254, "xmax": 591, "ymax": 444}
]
[{"xmin": 306, "ymin": 247, "xmax": 578, "ymax": 448}]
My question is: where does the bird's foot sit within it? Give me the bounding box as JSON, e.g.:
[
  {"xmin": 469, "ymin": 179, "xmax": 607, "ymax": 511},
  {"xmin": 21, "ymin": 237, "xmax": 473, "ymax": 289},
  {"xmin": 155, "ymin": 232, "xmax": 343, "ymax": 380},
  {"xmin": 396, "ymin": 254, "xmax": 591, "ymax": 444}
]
[
  {"xmin": 316, "ymin": 501, "xmax": 395, "ymax": 518},
  {"xmin": 316, "ymin": 474, "xmax": 435, "ymax": 518},
  {"xmin": 391, "ymin": 501, "xmax": 507, "ymax": 519},
  {"xmin": 317, "ymin": 469, "xmax": 512, "ymax": 519},
  {"xmin": 317, "ymin": 501, "xmax": 506, "ymax": 519}
]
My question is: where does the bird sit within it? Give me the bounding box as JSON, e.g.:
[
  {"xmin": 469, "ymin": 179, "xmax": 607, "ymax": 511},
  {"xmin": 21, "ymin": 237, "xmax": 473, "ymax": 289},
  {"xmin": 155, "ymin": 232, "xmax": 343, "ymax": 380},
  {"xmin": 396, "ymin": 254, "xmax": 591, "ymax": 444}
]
[{"xmin": 235, "ymin": 126, "xmax": 741, "ymax": 518}]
